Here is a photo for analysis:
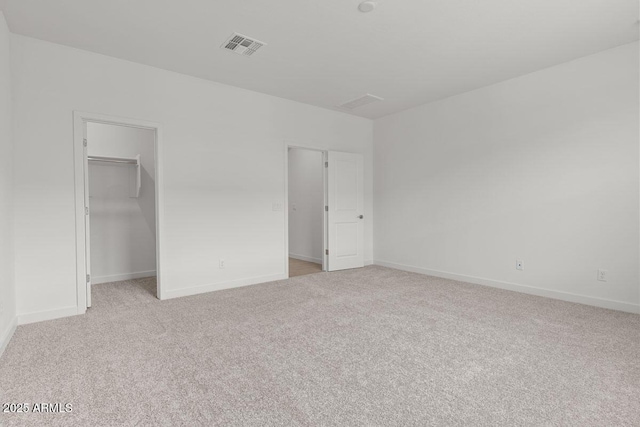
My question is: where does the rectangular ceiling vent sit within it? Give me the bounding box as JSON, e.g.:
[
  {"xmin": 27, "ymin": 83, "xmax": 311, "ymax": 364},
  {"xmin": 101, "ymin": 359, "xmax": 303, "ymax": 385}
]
[
  {"xmin": 339, "ymin": 94, "xmax": 384, "ymax": 110},
  {"xmin": 221, "ymin": 32, "xmax": 266, "ymax": 57}
]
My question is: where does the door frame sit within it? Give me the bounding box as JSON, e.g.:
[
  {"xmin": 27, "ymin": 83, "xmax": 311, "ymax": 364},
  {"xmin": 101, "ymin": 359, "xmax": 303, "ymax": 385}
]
[
  {"xmin": 73, "ymin": 111, "xmax": 165, "ymax": 313},
  {"xmin": 284, "ymin": 142, "xmax": 328, "ymax": 277}
]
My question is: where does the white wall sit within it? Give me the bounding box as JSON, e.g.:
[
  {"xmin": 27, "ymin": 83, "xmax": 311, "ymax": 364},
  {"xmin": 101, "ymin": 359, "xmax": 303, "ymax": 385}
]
[
  {"xmin": 87, "ymin": 123, "xmax": 156, "ymax": 284},
  {"xmin": 0, "ymin": 11, "xmax": 16, "ymax": 353},
  {"xmin": 11, "ymin": 34, "xmax": 373, "ymax": 323},
  {"xmin": 374, "ymin": 42, "xmax": 640, "ymax": 313},
  {"xmin": 288, "ymin": 148, "xmax": 324, "ymax": 264}
]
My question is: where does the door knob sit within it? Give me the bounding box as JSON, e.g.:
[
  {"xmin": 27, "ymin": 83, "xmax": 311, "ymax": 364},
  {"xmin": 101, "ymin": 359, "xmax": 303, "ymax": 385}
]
[{"xmin": 358, "ymin": 215, "xmax": 364, "ymax": 219}]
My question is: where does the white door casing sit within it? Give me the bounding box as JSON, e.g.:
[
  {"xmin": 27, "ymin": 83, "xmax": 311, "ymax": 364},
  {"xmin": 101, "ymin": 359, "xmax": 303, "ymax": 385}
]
[
  {"xmin": 83, "ymin": 124, "xmax": 92, "ymax": 308},
  {"xmin": 327, "ymin": 151, "xmax": 364, "ymax": 271},
  {"xmin": 74, "ymin": 111, "xmax": 164, "ymax": 313}
]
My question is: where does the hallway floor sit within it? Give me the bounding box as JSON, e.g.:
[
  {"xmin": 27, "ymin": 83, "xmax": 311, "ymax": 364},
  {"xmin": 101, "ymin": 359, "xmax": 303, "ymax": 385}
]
[{"xmin": 288, "ymin": 257, "xmax": 322, "ymax": 277}]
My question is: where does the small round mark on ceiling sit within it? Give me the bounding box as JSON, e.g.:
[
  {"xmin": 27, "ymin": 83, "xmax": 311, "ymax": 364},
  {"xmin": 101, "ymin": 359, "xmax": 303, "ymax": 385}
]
[{"xmin": 358, "ymin": 1, "xmax": 377, "ymax": 13}]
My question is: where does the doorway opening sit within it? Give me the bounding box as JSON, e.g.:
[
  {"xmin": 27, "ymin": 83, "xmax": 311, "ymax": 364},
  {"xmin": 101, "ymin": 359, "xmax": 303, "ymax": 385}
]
[
  {"xmin": 287, "ymin": 147, "xmax": 327, "ymax": 277},
  {"xmin": 285, "ymin": 145, "xmax": 365, "ymax": 277},
  {"xmin": 74, "ymin": 112, "xmax": 163, "ymax": 313}
]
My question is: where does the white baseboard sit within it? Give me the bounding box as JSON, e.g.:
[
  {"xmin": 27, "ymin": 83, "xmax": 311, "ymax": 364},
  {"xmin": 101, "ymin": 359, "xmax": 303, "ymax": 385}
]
[
  {"xmin": 0, "ymin": 316, "xmax": 17, "ymax": 358},
  {"xmin": 92, "ymin": 270, "xmax": 157, "ymax": 284},
  {"xmin": 161, "ymin": 273, "xmax": 288, "ymax": 300},
  {"xmin": 290, "ymin": 254, "xmax": 373, "ymax": 267},
  {"xmin": 17, "ymin": 306, "xmax": 80, "ymax": 325},
  {"xmin": 289, "ymin": 253, "xmax": 323, "ymax": 264},
  {"xmin": 374, "ymin": 260, "xmax": 640, "ymax": 314}
]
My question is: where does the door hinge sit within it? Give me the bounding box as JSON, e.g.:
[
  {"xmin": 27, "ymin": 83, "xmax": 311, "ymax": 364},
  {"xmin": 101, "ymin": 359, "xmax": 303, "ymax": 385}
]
[
  {"xmin": 325, "ymin": 249, "xmax": 329, "ymax": 255},
  {"xmin": 83, "ymin": 138, "xmax": 87, "ymax": 147},
  {"xmin": 325, "ymin": 205, "xmax": 328, "ymax": 212},
  {"xmin": 86, "ymin": 274, "xmax": 90, "ymax": 283},
  {"xmin": 325, "ymin": 161, "xmax": 328, "ymax": 168},
  {"xmin": 85, "ymin": 207, "xmax": 89, "ymax": 215}
]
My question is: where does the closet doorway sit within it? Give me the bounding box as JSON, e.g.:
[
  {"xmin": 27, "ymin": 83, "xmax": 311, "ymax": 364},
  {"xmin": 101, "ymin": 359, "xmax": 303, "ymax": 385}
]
[{"xmin": 73, "ymin": 112, "xmax": 164, "ymax": 312}]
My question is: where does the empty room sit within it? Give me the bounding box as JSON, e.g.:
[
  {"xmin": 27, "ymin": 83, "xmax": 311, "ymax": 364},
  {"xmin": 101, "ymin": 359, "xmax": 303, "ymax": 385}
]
[{"xmin": 0, "ymin": 1, "xmax": 638, "ymax": 426}]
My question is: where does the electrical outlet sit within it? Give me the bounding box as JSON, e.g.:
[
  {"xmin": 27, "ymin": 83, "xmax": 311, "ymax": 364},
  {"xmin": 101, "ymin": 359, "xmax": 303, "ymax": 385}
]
[
  {"xmin": 219, "ymin": 259, "xmax": 225, "ymax": 269},
  {"xmin": 597, "ymin": 269, "xmax": 608, "ymax": 282},
  {"xmin": 516, "ymin": 259, "xmax": 524, "ymax": 271}
]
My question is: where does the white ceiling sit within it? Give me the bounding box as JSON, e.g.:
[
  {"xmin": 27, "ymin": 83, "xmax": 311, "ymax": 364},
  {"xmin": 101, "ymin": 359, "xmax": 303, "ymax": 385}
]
[{"xmin": 1, "ymin": 0, "xmax": 638, "ymax": 119}]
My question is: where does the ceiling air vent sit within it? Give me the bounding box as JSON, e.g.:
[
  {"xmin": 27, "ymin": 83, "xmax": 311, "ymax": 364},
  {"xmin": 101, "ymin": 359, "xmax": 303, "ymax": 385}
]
[
  {"xmin": 221, "ymin": 33, "xmax": 266, "ymax": 56},
  {"xmin": 339, "ymin": 94, "xmax": 384, "ymax": 110}
]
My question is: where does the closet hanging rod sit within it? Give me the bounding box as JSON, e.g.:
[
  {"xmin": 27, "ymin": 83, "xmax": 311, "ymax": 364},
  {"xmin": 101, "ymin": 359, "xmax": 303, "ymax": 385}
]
[
  {"xmin": 87, "ymin": 154, "xmax": 141, "ymax": 197},
  {"xmin": 88, "ymin": 156, "xmax": 138, "ymax": 165}
]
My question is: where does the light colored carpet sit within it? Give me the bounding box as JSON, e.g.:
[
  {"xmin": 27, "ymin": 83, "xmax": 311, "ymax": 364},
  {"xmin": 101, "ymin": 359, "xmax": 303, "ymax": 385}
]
[{"xmin": 1, "ymin": 266, "xmax": 639, "ymax": 426}]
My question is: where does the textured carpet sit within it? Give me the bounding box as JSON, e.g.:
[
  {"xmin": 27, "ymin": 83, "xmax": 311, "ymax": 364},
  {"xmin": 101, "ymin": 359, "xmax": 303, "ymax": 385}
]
[{"xmin": 1, "ymin": 266, "xmax": 639, "ymax": 426}]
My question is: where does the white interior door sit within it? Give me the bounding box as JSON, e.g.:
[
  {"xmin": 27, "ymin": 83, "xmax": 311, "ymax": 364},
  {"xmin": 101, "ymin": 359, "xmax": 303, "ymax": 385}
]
[
  {"xmin": 83, "ymin": 124, "xmax": 92, "ymax": 308},
  {"xmin": 327, "ymin": 151, "xmax": 364, "ymax": 271}
]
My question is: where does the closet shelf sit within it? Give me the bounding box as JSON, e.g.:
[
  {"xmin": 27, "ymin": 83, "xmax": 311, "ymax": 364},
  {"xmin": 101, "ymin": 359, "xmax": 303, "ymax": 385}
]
[
  {"xmin": 88, "ymin": 155, "xmax": 141, "ymax": 197},
  {"xmin": 88, "ymin": 155, "xmax": 138, "ymax": 165}
]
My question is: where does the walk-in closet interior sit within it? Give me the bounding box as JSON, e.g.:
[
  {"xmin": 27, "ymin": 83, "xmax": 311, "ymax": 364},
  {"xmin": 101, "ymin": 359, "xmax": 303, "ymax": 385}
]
[{"xmin": 86, "ymin": 122, "xmax": 157, "ymax": 306}]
